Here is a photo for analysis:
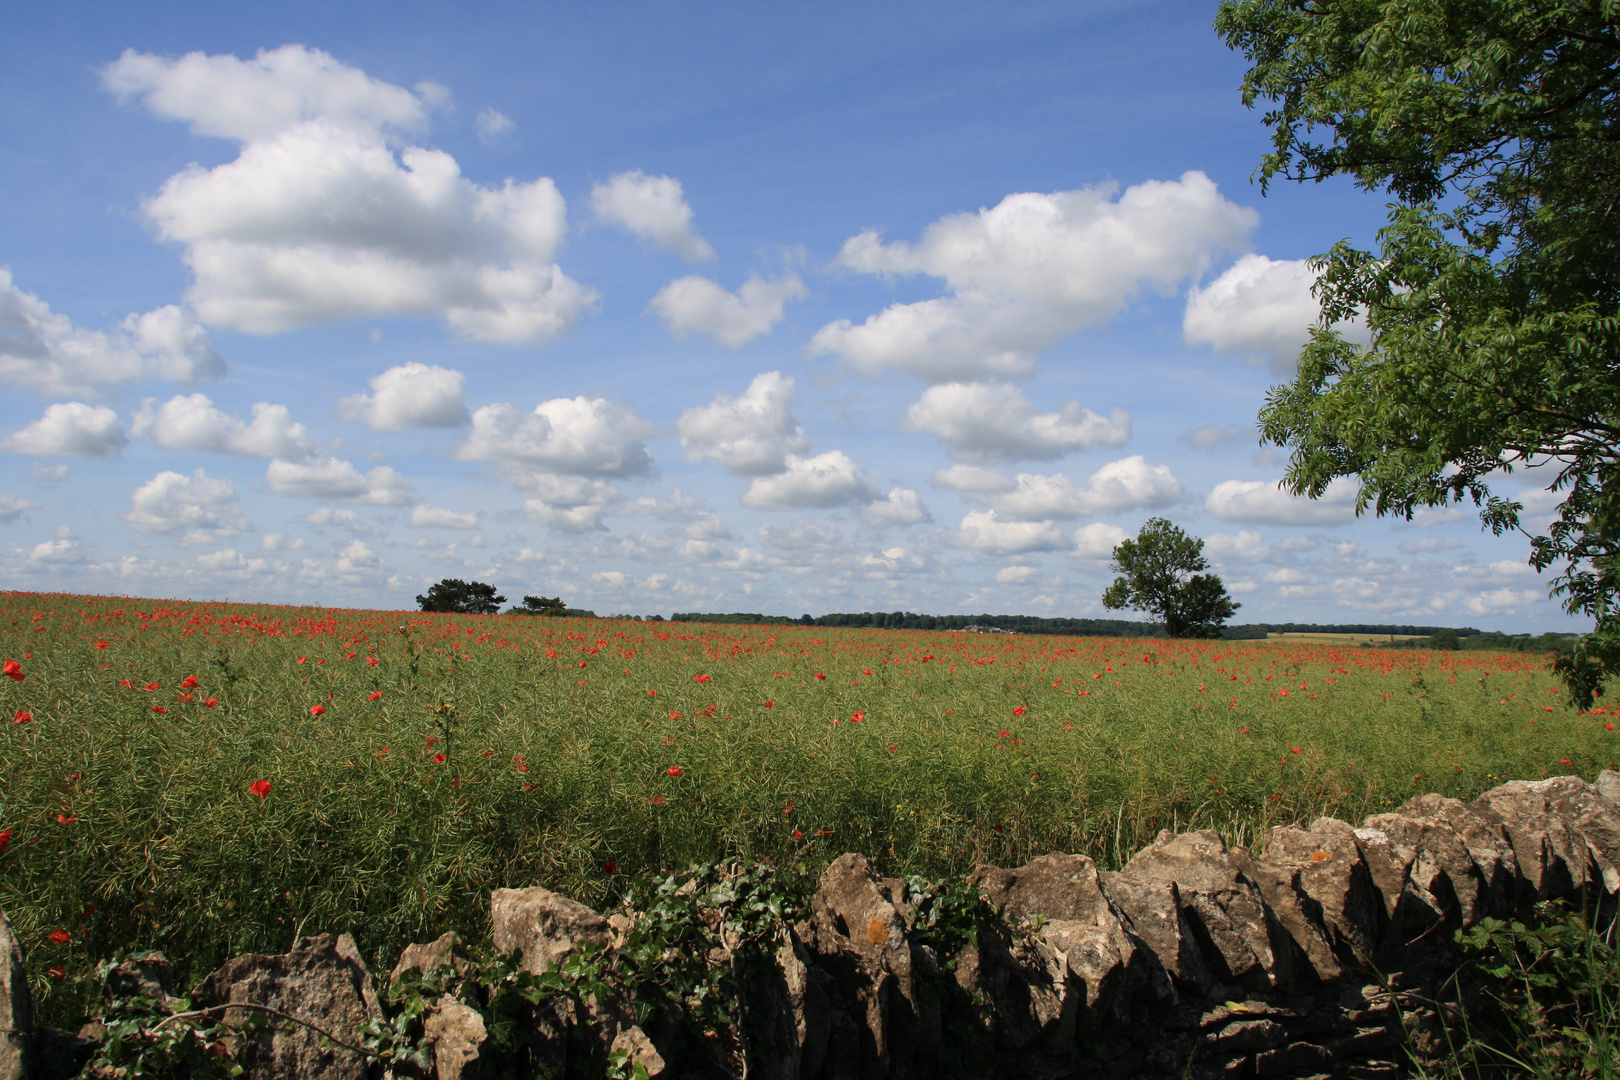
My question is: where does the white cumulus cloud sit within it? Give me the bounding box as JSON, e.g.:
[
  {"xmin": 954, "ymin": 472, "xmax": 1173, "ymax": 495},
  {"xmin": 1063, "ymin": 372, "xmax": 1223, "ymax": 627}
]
[
  {"xmin": 1073, "ymin": 522, "xmax": 1129, "ymax": 559},
  {"xmin": 865, "ymin": 488, "xmax": 931, "ymax": 526},
  {"xmin": 809, "ymin": 172, "xmax": 1255, "ymax": 382},
  {"xmin": 337, "ymin": 363, "xmax": 469, "ymax": 431},
  {"xmin": 457, "ymin": 396, "xmax": 655, "ymax": 476},
  {"xmin": 124, "ymin": 469, "xmax": 248, "ymax": 536},
  {"xmin": 989, "ymin": 456, "xmax": 1184, "ymax": 521},
  {"xmin": 266, "ymin": 456, "xmax": 415, "ymax": 505},
  {"xmin": 1183, "ymin": 254, "xmax": 1370, "ymax": 373},
  {"xmin": 677, "ymin": 372, "xmax": 810, "ymax": 476},
  {"xmin": 105, "ymin": 45, "xmax": 595, "ymax": 344},
  {"xmin": 649, "ymin": 273, "xmax": 804, "ymax": 347},
  {"xmin": 410, "ymin": 504, "xmax": 480, "ymax": 529},
  {"xmin": 2, "ymin": 403, "xmax": 128, "ymax": 458},
  {"xmin": 131, "ymin": 394, "xmax": 318, "ymax": 459},
  {"xmin": 1205, "ymin": 477, "xmax": 1359, "ymax": 526},
  {"xmin": 952, "ymin": 510, "xmax": 1067, "ymax": 555},
  {"xmin": 475, "ymin": 108, "xmax": 514, "ymax": 144},
  {"xmin": 1205, "ymin": 530, "xmax": 1273, "ymax": 564},
  {"xmin": 740, "ymin": 451, "xmax": 883, "ymax": 509},
  {"xmin": 0, "ymin": 270, "xmax": 223, "ymax": 396},
  {"xmin": 590, "ymin": 170, "xmax": 714, "ymax": 263},
  {"xmin": 903, "ymin": 381, "xmax": 1129, "ymax": 463}
]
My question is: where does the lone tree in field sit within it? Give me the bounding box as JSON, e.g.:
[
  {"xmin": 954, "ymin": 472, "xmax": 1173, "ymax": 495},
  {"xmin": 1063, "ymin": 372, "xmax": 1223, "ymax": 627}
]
[
  {"xmin": 416, "ymin": 578, "xmax": 506, "ymax": 615},
  {"xmin": 1102, "ymin": 519, "xmax": 1239, "ymax": 639},
  {"xmin": 513, "ymin": 595, "xmax": 567, "ymax": 615},
  {"xmin": 1217, "ymin": 0, "xmax": 1620, "ymax": 704}
]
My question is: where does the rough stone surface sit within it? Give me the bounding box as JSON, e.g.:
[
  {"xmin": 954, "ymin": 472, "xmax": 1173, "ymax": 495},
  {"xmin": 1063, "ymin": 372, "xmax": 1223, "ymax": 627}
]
[
  {"xmin": 801, "ymin": 853, "xmax": 936, "ymax": 1076},
  {"xmin": 970, "ymin": 854, "xmax": 1137, "ymax": 1013},
  {"xmin": 1121, "ymin": 830, "xmax": 1293, "ymax": 991},
  {"xmin": 1098, "ymin": 871, "xmax": 1205, "ymax": 997},
  {"xmin": 489, "ymin": 887, "xmax": 610, "ymax": 976},
  {"xmin": 0, "ymin": 908, "xmax": 30, "ymax": 1080},
  {"xmin": 391, "ymin": 933, "xmax": 471, "ymax": 986},
  {"xmin": 190, "ymin": 933, "xmax": 381, "ymax": 1080},
  {"xmin": 1261, "ymin": 818, "xmax": 1377, "ymax": 964},
  {"xmin": 1472, "ymin": 776, "xmax": 1595, "ymax": 899},
  {"xmin": 423, "ymin": 999, "xmax": 485, "ymax": 1080}
]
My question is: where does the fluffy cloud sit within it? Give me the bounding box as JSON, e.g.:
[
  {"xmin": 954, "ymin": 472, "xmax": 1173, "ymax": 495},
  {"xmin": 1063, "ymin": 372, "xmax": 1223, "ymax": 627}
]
[
  {"xmin": 0, "ymin": 270, "xmax": 223, "ymax": 396},
  {"xmin": 1205, "ymin": 477, "xmax": 1358, "ymax": 526},
  {"xmin": 1073, "ymin": 522, "xmax": 1129, "ymax": 559},
  {"xmin": 1183, "ymin": 254, "xmax": 1370, "ymax": 373},
  {"xmin": 988, "ymin": 456, "xmax": 1184, "ymax": 521},
  {"xmin": 266, "ymin": 456, "xmax": 415, "ymax": 505},
  {"xmin": 124, "ymin": 469, "xmax": 248, "ymax": 536},
  {"xmin": 410, "ymin": 504, "xmax": 479, "ymax": 529},
  {"xmin": 590, "ymin": 170, "xmax": 714, "ymax": 263},
  {"xmin": 932, "ymin": 465, "xmax": 1017, "ymax": 494},
  {"xmin": 2, "ymin": 403, "xmax": 128, "ymax": 458},
  {"xmin": 457, "ymin": 396, "xmax": 656, "ymax": 476},
  {"xmin": 865, "ymin": 488, "xmax": 931, "ymax": 526},
  {"xmin": 131, "ymin": 394, "xmax": 318, "ymax": 460},
  {"xmin": 809, "ymin": 173, "xmax": 1255, "ymax": 381},
  {"xmin": 648, "ymin": 274, "xmax": 804, "ymax": 347},
  {"xmin": 996, "ymin": 565, "xmax": 1040, "ymax": 584},
  {"xmin": 512, "ymin": 473, "xmax": 622, "ymax": 533},
  {"xmin": 903, "ymin": 381, "xmax": 1129, "ymax": 463},
  {"xmin": 0, "ymin": 494, "xmax": 40, "ymax": 524},
  {"xmin": 337, "ymin": 363, "xmax": 469, "ymax": 431},
  {"xmin": 475, "ymin": 108, "xmax": 514, "ymax": 144},
  {"xmin": 741, "ymin": 451, "xmax": 883, "ymax": 509},
  {"xmin": 106, "ymin": 46, "xmax": 595, "ymax": 343},
  {"xmin": 952, "ymin": 510, "xmax": 1067, "ymax": 555},
  {"xmin": 676, "ymin": 372, "xmax": 810, "ymax": 476},
  {"xmin": 1205, "ymin": 530, "xmax": 1273, "ymax": 564}
]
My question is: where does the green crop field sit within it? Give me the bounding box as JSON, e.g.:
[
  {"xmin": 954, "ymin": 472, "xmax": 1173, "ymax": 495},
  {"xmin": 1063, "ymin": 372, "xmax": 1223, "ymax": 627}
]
[{"xmin": 1, "ymin": 590, "xmax": 1612, "ymax": 1025}]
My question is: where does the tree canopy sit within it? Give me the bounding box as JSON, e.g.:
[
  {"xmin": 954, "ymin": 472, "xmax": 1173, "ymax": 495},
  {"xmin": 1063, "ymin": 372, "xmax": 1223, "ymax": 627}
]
[
  {"xmin": 1101, "ymin": 518, "xmax": 1240, "ymax": 638},
  {"xmin": 1216, "ymin": 0, "xmax": 1620, "ymax": 705},
  {"xmin": 416, "ymin": 579, "xmax": 506, "ymax": 615}
]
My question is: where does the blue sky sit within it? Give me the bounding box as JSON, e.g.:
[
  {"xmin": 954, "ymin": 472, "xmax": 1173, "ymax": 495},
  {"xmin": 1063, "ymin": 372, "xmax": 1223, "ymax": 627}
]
[{"xmin": 0, "ymin": 1, "xmax": 1578, "ymax": 629}]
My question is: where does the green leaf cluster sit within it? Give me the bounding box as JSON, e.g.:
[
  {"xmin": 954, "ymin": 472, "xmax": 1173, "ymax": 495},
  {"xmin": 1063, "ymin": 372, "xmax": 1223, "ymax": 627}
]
[
  {"xmin": 1101, "ymin": 518, "xmax": 1240, "ymax": 638},
  {"xmin": 1216, "ymin": 0, "xmax": 1620, "ymax": 706}
]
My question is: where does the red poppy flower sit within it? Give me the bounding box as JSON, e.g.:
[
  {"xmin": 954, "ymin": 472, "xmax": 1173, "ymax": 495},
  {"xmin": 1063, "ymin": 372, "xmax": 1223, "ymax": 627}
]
[
  {"xmin": 668, "ymin": 711, "xmax": 683, "ymax": 719},
  {"xmin": 248, "ymin": 779, "xmax": 272, "ymax": 798},
  {"xmin": 296, "ymin": 657, "xmax": 307, "ymax": 664},
  {"xmin": 367, "ymin": 656, "xmax": 379, "ymax": 665},
  {"xmin": 667, "ymin": 766, "xmax": 682, "ymax": 777},
  {"xmin": 763, "ymin": 700, "xmax": 774, "ymax": 707},
  {"xmin": 850, "ymin": 710, "xmax": 864, "ymax": 722},
  {"xmin": 203, "ymin": 697, "xmax": 219, "ymax": 707},
  {"xmin": 650, "ymin": 794, "xmax": 666, "ymax": 806},
  {"xmin": 578, "ymin": 661, "xmax": 587, "ymax": 668},
  {"xmin": 49, "ymin": 929, "xmax": 70, "ymax": 945},
  {"xmin": 814, "ymin": 673, "xmax": 826, "ymax": 680},
  {"xmin": 1012, "ymin": 706, "xmax": 1026, "ymax": 716},
  {"xmin": 999, "ymin": 730, "xmax": 1011, "ymax": 738},
  {"xmin": 13, "ymin": 711, "xmax": 30, "ymax": 724},
  {"xmin": 432, "ymin": 752, "xmax": 447, "ymax": 764},
  {"xmin": 602, "ymin": 861, "xmax": 617, "ymax": 874},
  {"xmin": 367, "ymin": 691, "xmax": 382, "ymax": 702},
  {"xmin": 56, "ymin": 813, "xmax": 76, "ymax": 825},
  {"xmin": 151, "ymin": 705, "xmax": 168, "ymax": 715},
  {"xmin": 143, "ymin": 682, "xmax": 159, "ymax": 692},
  {"xmin": 3, "ymin": 660, "xmax": 22, "ymax": 682},
  {"xmin": 516, "ymin": 763, "xmax": 529, "ymax": 772},
  {"xmin": 310, "ymin": 705, "xmax": 326, "ymax": 716},
  {"xmin": 0, "ymin": 828, "xmax": 9, "ymax": 852},
  {"xmin": 692, "ymin": 674, "xmax": 711, "ymax": 683},
  {"xmin": 95, "ymin": 641, "xmax": 108, "ymax": 649},
  {"xmin": 180, "ymin": 675, "xmax": 200, "ymax": 689},
  {"xmin": 1291, "ymin": 747, "xmax": 1303, "ymax": 754}
]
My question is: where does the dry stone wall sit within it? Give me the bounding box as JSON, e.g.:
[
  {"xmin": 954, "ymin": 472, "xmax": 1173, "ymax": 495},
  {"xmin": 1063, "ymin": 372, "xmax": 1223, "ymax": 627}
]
[{"xmin": 7, "ymin": 771, "xmax": 1620, "ymax": 1080}]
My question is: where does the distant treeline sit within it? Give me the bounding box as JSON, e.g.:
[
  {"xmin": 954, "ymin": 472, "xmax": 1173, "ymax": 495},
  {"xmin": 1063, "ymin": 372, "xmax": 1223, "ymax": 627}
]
[
  {"xmin": 669, "ymin": 611, "xmax": 1159, "ymax": 635},
  {"xmin": 665, "ymin": 611, "xmax": 1573, "ymax": 647}
]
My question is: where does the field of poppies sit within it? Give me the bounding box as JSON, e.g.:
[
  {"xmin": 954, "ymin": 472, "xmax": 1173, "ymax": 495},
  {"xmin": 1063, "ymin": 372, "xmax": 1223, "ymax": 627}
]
[{"xmin": 1, "ymin": 590, "xmax": 1612, "ymax": 1022}]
